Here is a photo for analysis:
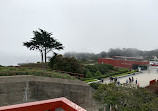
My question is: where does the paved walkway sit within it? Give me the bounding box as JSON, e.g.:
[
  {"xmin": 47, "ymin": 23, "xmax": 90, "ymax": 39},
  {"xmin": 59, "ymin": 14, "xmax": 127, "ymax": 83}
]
[{"xmin": 103, "ymin": 66, "xmax": 158, "ymax": 87}]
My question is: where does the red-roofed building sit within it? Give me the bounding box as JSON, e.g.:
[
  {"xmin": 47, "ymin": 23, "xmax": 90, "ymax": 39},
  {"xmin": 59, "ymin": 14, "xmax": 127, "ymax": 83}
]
[{"xmin": 98, "ymin": 56, "xmax": 149, "ymax": 69}]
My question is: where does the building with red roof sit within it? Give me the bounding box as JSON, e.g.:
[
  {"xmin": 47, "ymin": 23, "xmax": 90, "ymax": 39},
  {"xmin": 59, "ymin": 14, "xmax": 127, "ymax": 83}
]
[{"xmin": 98, "ymin": 56, "xmax": 149, "ymax": 69}]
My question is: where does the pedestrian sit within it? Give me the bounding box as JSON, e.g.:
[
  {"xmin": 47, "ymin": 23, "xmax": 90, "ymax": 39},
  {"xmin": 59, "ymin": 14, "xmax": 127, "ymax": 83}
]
[
  {"xmin": 111, "ymin": 77, "xmax": 114, "ymax": 81},
  {"xmin": 126, "ymin": 79, "xmax": 128, "ymax": 84},
  {"xmin": 136, "ymin": 78, "xmax": 137, "ymax": 84},
  {"xmin": 117, "ymin": 81, "xmax": 120, "ymax": 86},
  {"xmin": 114, "ymin": 77, "xmax": 117, "ymax": 83},
  {"xmin": 132, "ymin": 77, "xmax": 134, "ymax": 82},
  {"xmin": 110, "ymin": 76, "xmax": 112, "ymax": 82},
  {"xmin": 101, "ymin": 78, "xmax": 104, "ymax": 83},
  {"xmin": 129, "ymin": 77, "xmax": 131, "ymax": 83}
]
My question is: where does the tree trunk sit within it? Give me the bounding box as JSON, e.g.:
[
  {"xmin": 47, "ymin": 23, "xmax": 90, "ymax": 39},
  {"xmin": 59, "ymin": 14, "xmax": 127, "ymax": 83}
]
[
  {"xmin": 44, "ymin": 48, "xmax": 47, "ymax": 68},
  {"xmin": 40, "ymin": 50, "xmax": 44, "ymax": 68},
  {"xmin": 104, "ymin": 106, "xmax": 106, "ymax": 111},
  {"xmin": 44, "ymin": 48, "xmax": 47, "ymax": 63},
  {"xmin": 110, "ymin": 105, "xmax": 112, "ymax": 111}
]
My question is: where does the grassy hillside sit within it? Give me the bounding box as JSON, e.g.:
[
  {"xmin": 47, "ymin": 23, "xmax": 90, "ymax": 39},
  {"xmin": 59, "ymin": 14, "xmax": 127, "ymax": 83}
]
[
  {"xmin": 18, "ymin": 63, "xmax": 48, "ymax": 68},
  {"xmin": 0, "ymin": 67, "xmax": 77, "ymax": 80}
]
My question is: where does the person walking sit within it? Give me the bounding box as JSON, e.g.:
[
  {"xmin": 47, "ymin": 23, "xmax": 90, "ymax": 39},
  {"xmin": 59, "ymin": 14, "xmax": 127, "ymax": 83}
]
[
  {"xmin": 101, "ymin": 78, "xmax": 104, "ymax": 83},
  {"xmin": 129, "ymin": 77, "xmax": 131, "ymax": 83},
  {"xmin": 117, "ymin": 80, "xmax": 120, "ymax": 86},
  {"xmin": 114, "ymin": 77, "xmax": 117, "ymax": 83},
  {"xmin": 126, "ymin": 79, "xmax": 128, "ymax": 84},
  {"xmin": 132, "ymin": 77, "xmax": 134, "ymax": 82},
  {"xmin": 136, "ymin": 78, "xmax": 137, "ymax": 84},
  {"xmin": 148, "ymin": 69, "xmax": 150, "ymax": 74},
  {"xmin": 110, "ymin": 76, "xmax": 113, "ymax": 82}
]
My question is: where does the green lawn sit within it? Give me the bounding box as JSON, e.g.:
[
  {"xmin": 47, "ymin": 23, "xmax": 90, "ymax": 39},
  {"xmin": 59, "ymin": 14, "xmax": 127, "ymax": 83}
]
[
  {"xmin": 0, "ymin": 67, "xmax": 77, "ymax": 80},
  {"xmin": 112, "ymin": 70, "xmax": 138, "ymax": 77},
  {"xmin": 85, "ymin": 79, "xmax": 97, "ymax": 83}
]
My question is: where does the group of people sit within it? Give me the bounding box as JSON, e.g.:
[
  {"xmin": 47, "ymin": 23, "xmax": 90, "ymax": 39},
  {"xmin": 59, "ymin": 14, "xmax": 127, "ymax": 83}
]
[
  {"xmin": 109, "ymin": 76, "xmax": 121, "ymax": 86},
  {"xmin": 126, "ymin": 77, "xmax": 138, "ymax": 84},
  {"xmin": 109, "ymin": 76, "xmax": 118, "ymax": 83},
  {"xmin": 109, "ymin": 76, "xmax": 138, "ymax": 85}
]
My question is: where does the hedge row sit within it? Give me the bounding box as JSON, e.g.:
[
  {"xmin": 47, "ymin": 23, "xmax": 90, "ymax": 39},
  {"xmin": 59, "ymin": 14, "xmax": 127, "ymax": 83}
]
[
  {"xmin": 113, "ymin": 70, "xmax": 138, "ymax": 77},
  {"xmin": 0, "ymin": 71, "xmax": 77, "ymax": 80},
  {"xmin": 82, "ymin": 69, "xmax": 138, "ymax": 81}
]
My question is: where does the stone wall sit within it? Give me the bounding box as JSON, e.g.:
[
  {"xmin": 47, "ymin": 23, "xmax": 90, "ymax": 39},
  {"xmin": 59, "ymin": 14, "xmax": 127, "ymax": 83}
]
[{"xmin": 0, "ymin": 75, "xmax": 98, "ymax": 111}]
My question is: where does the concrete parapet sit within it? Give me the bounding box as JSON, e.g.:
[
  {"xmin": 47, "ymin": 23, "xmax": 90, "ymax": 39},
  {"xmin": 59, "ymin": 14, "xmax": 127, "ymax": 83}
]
[{"xmin": 0, "ymin": 75, "xmax": 97, "ymax": 111}]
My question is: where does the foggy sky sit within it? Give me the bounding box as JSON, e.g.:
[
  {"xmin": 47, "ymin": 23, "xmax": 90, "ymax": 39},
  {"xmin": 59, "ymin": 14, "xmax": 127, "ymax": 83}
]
[{"xmin": 0, "ymin": 0, "xmax": 158, "ymax": 66}]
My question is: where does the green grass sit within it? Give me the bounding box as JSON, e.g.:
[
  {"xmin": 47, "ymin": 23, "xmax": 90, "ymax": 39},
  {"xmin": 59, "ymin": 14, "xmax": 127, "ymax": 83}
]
[
  {"xmin": 82, "ymin": 69, "xmax": 138, "ymax": 81},
  {"xmin": 0, "ymin": 67, "xmax": 77, "ymax": 80},
  {"xmin": 113, "ymin": 70, "xmax": 138, "ymax": 77},
  {"xmin": 85, "ymin": 79, "xmax": 97, "ymax": 83},
  {"xmin": 18, "ymin": 63, "xmax": 48, "ymax": 68}
]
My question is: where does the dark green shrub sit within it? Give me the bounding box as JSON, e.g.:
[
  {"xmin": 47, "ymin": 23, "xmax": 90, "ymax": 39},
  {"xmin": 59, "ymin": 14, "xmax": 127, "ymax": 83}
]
[
  {"xmin": 86, "ymin": 71, "xmax": 93, "ymax": 78},
  {"xmin": 90, "ymin": 83, "xmax": 101, "ymax": 90},
  {"xmin": 85, "ymin": 63, "xmax": 114, "ymax": 75},
  {"xmin": 49, "ymin": 55, "xmax": 84, "ymax": 73},
  {"xmin": 94, "ymin": 70, "xmax": 102, "ymax": 77}
]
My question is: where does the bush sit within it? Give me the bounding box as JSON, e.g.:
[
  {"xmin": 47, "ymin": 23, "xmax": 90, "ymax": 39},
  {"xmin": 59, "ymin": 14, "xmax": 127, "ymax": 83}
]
[
  {"xmin": 81, "ymin": 68, "xmax": 90, "ymax": 77},
  {"xmin": 113, "ymin": 70, "xmax": 138, "ymax": 77},
  {"xmin": 118, "ymin": 68, "xmax": 129, "ymax": 73},
  {"xmin": 94, "ymin": 70, "xmax": 102, "ymax": 77},
  {"xmin": 86, "ymin": 71, "xmax": 93, "ymax": 78},
  {"xmin": 94, "ymin": 75, "xmax": 109, "ymax": 79},
  {"xmin": 90, "ymin": 82, "xmax": 101, "ymax": 90},
  {"xmin": 0, "ymin": 67, "xmax": 77, "ymax": 80},
  {"xmin": 85, "ymin": 63, "xmax": 114, "ymax": 75},
  {"xmin": 81, "ymin": 68, "xmax": 138, "ymax": 81},
  {"xmin": 49, "ymin": 55, "xmax": 84, "ymax": 73}
]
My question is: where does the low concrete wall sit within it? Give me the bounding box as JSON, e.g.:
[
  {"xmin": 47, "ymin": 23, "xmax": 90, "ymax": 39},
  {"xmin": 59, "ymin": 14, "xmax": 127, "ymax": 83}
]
[{"xmin": 0, "ymin": 75, "xmax": 98, "ymax": 111}]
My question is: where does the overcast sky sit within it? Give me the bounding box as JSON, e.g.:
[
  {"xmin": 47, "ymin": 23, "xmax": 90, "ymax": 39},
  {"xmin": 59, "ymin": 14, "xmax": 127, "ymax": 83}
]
[{"xmin": 0, "ymin": 0, "xmax": 158, "ymax": 66}]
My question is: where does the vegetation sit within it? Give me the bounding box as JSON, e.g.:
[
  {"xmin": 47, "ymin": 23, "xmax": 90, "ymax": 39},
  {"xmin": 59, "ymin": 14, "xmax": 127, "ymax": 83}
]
[
  {"xmin": 49, "ymin": 55, "xmax": 84, "ymax": 73},
  {"xmin": 0, "ymin": 67, "xmax": 76, "ymax": 80},
  {"xmin": 86, "ymin": 71, "xmax": 93, "ymax": 78},
  {"xmin": 90, "ymin": 82, "xmax": 101, "ymax": 90},
  {"xmin": 94, "ymin": 70, "xmax": 102, "ymax": 77},
  {"xmin": 64, "ymin": 52, "xmax": 99, "ymax": 62},
  {"xmin": 82, "ymin": 68, "xmax": 130, "ymax": 81},
  {"xmin": 23, "ymin": 29, "xmax": 64, "ymax": 64},
  {"xmin": 81, "ymin": 75, "xmax": 109, "ymax": 81},
  {"xmin": 93, "ymin": 83, "xmax": 158, "ymax": 111},
  {"xmin": 49, "ymin": 56, "xmax": 128, "ymax": 80},
  {"xmin": 85, "ymin": 79, "xmax": 97, "ymax": 83},
  {"xmin": 64, "ymin": 48, "xmax": 158, "ymax": 62},
  {"xmin": 85, "ymin": 63, "xmax": 114, "ymax": 75},
  {"xmin": 19, "ymin": 63, "xmax": 48, "ymax": 68},
  {"xmin": 18, "ymin": 59, "xmax": 133, "ymax": 81},
  {"xmin": 113, "ymin": 70, "xmax": 138, "ymax": 77}
]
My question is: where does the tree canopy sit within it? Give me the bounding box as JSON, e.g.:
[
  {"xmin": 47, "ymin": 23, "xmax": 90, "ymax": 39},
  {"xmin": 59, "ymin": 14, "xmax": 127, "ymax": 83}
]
[
  {"xmin": 93, "ymin": 83, "xmax": 158, "ymax": 111},
  {"xmin": 64, "ymin": 48, "xmax": 158, "ymax": 62},
  {"xmin": 49, "ymin": 55, "xmax": 84, "ymax": 73},
  {"xmin": 23, "ymin": 29, "xmax": 64, "ymax": 64}
]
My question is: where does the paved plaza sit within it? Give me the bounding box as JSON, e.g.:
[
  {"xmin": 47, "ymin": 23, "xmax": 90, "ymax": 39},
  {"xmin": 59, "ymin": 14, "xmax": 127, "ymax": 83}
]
[{"xmin": 104, "ymin": 66, "xmax": 158, "ymax": 87}]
